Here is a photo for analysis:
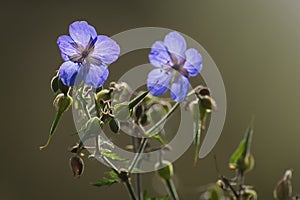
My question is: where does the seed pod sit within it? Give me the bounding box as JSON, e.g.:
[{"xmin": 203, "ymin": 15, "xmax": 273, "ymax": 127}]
[
  {"xmin": 53, "ymin": 93, "xmax": 73, "ymax": 113},
  {"xmin": 109, "ymin": 118, "xmax": 120, "ymax": 133},
  {"xmin": 155, "ymin": 160, "xmax": 173, "ymax": 180},
  {"xmin": 274, "ymin": 169, "xmax": 293, "ymax": 200},
  {"xmin": 70, "ymin": 156, "xmax": 84, "ymax": 178}
]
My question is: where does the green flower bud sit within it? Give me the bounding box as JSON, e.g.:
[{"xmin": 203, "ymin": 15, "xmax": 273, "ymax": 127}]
[
  {"xmin": 274, "ymin": 169, "xmax": 293, "ymax": 200},
  {"xmin": 155, "ymin": 160, "xmax": 173, "ymax": 180},
  {"xmin": 96, "ymin": 89, "xmax": 111, "ymax": 101},
  {"xmin": 53, "ymin": 93, "xmax": 73, "ymax": 113},
  {"xmin": 70, "ymin": 156, "xmax": 84, "ymax": 178},
  {"xmin": 109, "ymin": 118, "xmax": 120, "ymax": 133},
  {"xmin": 113, "ymin": 102, "xmax": 131, "ymax": 121}
]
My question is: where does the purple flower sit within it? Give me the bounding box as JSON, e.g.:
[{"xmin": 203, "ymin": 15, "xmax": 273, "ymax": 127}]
[
  {"xmin": 57, "ymin": 21, "xmax": 120, "ymax": 88},
  {"xmin": 147, "ymin": 32, "xmax": 202, "ymax": 102}
]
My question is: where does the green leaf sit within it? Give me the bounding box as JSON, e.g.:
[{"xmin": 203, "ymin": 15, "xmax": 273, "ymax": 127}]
[
  {"xmin": 93, "ymin": 171, "xmax": 120, "ymax": 187},
  {"xmin": 93, "ymin": 177, "xmax": 119, "ymax": 187},
  {"xmin": 102, "ymin": 149, "xmax": 126, "ymax": 161}
]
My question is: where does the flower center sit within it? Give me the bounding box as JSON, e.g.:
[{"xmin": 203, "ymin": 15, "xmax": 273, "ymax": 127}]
[
  {"xmin": 81, "ymin": 50, "xmax": 89, "ymax": 58},
  {"xmin": 171, "ymin": 63, "xmax": 188, "ymax": 77}
]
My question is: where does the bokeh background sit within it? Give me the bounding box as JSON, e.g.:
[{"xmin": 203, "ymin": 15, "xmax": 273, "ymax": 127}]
[{"xmin": 1, "ymin": 0, "xmax": 300, "ymax": 199}]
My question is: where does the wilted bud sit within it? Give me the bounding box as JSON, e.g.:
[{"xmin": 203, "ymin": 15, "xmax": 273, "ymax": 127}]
[
  {"xmin": 70, "ymin": 156, "xmax": 84, "ymax": 178},
  {"xmin": 96, "ymin": 89, "xmax": 111, "ymax": 101},
  {"xmin": 155, "ymin": 160, "xmax": 174, "ymax": 180},
  {"xmin": 51, "ymin": 75, "xmax": 59, "ymax": 93},
  {"xmin": 113, "ymin": 102, "xmax": 131, "ymax": 121},
  {"xmin": 274, "ymin": 169, "xmax": 293, "ymax": 200},
  {"xmin": 53, "ymin": 93, "xmax": 73, "ymax": 113},
  {"xmin": 109, "ymin": 118, "xmax": 120, "ymax": 133}
]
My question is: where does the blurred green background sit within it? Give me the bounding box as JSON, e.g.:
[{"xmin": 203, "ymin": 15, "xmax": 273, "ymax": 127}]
[{"xmin": 1, "ymin": 0, "xmax": 300, "ymax": 199}]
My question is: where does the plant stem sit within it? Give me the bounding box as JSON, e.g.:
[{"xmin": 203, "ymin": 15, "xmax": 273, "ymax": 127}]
[
  {"xmin": 124, "ymin": 179, "xmax": 138, "ymax": 200},
  {"xmin": 165, "ymin": 179, "xmax": 179, "ymax": 200},
  {"xmin": 128, "ymin": 102, "xmax": 180, "ymax": 172},
  {"xmin": 77, "ymin": 86, "xmax": 137, "ymax": 199}
]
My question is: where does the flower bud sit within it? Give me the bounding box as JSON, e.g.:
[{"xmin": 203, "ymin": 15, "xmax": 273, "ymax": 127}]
[
  {"xmin": 109, "ymin": 118, "xmax": 120, "ymax": 133},
  {"xmin": 155, "ymin": 160, "xmax": 173, "ymax": 180},
  {"xmin": 70, "ymin": 156, "xmax": 84, "ymax": 178},
  {"xmin": 113, "ymin": 102, "xmax": 131, "ymax": 121},
  {"xmin": 200, "ymin": 96, "xmax": 216, "ymax": 112},
  {"xmin": 274, "ymin": 169, "xmax": 293, "ymax": 200},
  {"xmin": 96, "ymin": 89, "xmax": 111, "ymax": 101},
  {"xmin": 53, "ymin": 93, "xmax": 73, "ymax": 113}
]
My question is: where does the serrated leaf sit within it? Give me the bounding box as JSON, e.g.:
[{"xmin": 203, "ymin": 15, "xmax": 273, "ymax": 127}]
[
  {"xmin": 102, "ymin": 149, "xmax": 126, "ymax": 161},
  {"xmin": 108, "ymin": 171, "xmax": 118, "ymax": 179},
  {"xmin": 93, "ymin": 177, "xmax": 119, "ymax": 187}
]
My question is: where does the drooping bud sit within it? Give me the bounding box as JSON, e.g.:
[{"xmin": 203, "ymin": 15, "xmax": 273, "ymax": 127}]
[
  {"xmin": 274, "ymin": 169, "xmax": 293, "ymax": 200},
  {"xmin": 70, "ymin": 156, "xmax": 84, "ymax": 178},
  {"xmin": 53, "ymin": 93, "xmax": 73, "ymax": 113},
  {"xmin": 109, "ymin": 118, "xmax": 120, "ymax": 133},
  {"xmin": 155, "ymin": 160, "xmax": 174, "ymax": 180},
  {"xmin": 39, "ymin": 93, "xmax": 73, "ymax": 150}
]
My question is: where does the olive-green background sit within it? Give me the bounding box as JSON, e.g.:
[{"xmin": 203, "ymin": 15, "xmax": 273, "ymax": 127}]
[{"xmin": 1, "ymin": 1, "xmax": 300, "ymax": 199}]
